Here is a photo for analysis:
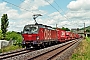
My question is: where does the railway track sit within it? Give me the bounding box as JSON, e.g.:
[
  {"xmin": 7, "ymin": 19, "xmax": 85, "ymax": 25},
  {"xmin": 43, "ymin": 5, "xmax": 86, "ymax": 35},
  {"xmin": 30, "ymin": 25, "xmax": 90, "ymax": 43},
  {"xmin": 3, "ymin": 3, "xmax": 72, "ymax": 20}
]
[
  {"xmin": 0, "ymin": 48, "xmax": 33, "ymax": 60},
  {"xmin": 28, "ymin": 40, "xmax": 79, "ymax": 60},
  {"xmin": 0, "ymin": 39, "xmax": 82, "ymax": 60}
]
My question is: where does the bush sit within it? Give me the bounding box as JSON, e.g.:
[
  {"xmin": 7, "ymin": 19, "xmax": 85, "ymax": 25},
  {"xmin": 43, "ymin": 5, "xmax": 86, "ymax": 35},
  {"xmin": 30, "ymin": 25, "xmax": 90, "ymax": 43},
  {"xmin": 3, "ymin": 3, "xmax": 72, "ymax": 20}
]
[
  {"xmin": 0, "ymin": 30, "xmax": 23, "ymax": 53},
  {"xmin": 6, "ymin": 31, "xmax": 23, "ymax": 44},
  {"xmin": 0, "ymin": 30, "xmax": 23, "ymax": 46}
]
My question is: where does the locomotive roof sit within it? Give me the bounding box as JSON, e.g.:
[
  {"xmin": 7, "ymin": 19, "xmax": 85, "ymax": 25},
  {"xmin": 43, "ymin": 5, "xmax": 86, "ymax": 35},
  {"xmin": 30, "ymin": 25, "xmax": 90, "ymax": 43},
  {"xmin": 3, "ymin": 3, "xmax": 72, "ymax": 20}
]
[{"xmin": 25, "ymin": 24, "xmax": 52, "ymax": 29}]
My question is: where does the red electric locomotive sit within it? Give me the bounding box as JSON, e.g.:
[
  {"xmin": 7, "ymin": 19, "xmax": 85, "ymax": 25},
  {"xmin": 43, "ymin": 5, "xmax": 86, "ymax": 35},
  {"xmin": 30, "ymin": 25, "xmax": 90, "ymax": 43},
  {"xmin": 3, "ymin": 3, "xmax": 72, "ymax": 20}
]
[{"xmin": 22, "ymin": 24, "xmax": 58, "ymax": 49}]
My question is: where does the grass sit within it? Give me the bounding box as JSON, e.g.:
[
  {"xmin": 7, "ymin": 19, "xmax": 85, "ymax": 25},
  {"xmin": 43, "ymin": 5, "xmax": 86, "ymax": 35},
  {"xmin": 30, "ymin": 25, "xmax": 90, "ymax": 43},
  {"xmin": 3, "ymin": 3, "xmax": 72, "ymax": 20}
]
[
  {"xmin": 0, "ymin": 45, "xmax": 22, "ymax": 53},
  {"xmin": 70, "ymin": 37, "xmax": 90, "ymax": 60}
]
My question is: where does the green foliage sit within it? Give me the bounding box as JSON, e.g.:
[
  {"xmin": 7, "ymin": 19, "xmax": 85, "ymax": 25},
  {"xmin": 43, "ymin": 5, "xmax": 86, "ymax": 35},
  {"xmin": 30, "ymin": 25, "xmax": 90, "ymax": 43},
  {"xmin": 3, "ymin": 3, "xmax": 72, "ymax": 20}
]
[
  {"xmin": 65, "ymin": 28, "xmax": 70, "ymax": 31},
  {"xmin": 0, "ymin": 30, "xmax": 2, "ymax": 39},
  {"xmin": 61, "ymin": 27, "xmax": 70, "ymax": 31},
  {"xmin": 1, "ymin": 14, "xmax": 9, "ymax": 39},
  {"xmin": 0, "ymin": 30, "xmax": 23, "ymax": 45},
  {"xmin": 86, "ymin": 29, "xmax": 90, "ymax": 32},
  {"xmin": 0, "ymin": 45, "xmax": 22, "ymax": 53},
  {"xmin": 6, "ymin": 31, "xmax": 23, "ymax": 44},
  {"xmin": 0, "ymin": 30, "xmax": 23, "ymax": 46},
  {"xmin": 80, "ymin": 26, "xmax": 90, "ymax": 32},
  {"xmin": 61, "ymin": 27, "xmax": 66, "ymax": 30},
  {"xmin": 0, "ymin": 31, "xmax": 23, "ymax": 53},
  {"xmin": 86, "ymin": 37, "xmax": 90, "ymax": 42},
  {"xmin": 71, "ymin": 38, "xmax": 90, "ymax": 60}
]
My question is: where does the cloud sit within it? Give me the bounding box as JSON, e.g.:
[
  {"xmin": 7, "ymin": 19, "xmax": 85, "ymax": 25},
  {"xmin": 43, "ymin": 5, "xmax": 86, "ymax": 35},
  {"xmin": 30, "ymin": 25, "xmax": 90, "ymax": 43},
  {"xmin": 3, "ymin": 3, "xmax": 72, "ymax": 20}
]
[
  {"xmin": 67, "ymin": 0, "xmax": 90, "ymax": 11},
  {"xmin": 20, "ymin": 0, "xmax": 54, "ymax": 11},
  {"xmin": 64, "ymin": 0, "xmax": 90, "ymax": 29},
  {"xmin": 0, "ymin": 0, "xmax": 54, "ymax": 32},
  {"xmin": 1, "ymin": 0, "xmax": 90, "ymax": 32},
  {"xmin": 0, "ymin": 2, "xmax": 20, "ymax": 19},
  {"xmin": 0, "ymin": 2, "xmax": 9, "ymax": 16}
]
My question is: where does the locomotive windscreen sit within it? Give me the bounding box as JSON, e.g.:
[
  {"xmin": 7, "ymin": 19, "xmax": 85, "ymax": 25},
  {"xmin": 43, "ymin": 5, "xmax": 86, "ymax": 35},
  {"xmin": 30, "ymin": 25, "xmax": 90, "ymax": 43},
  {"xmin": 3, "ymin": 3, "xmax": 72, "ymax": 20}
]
[{"xmin": 23, "ymin": 25, "xmax": 38, "ymax": 34}]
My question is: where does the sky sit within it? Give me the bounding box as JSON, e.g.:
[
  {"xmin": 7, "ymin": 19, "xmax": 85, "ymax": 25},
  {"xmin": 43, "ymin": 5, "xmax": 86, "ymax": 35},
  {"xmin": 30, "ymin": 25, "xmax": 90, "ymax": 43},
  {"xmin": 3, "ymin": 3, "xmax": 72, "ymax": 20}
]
[{"xmin": 0, "ymin": 0, "xmax": 90, "ymax": 32}]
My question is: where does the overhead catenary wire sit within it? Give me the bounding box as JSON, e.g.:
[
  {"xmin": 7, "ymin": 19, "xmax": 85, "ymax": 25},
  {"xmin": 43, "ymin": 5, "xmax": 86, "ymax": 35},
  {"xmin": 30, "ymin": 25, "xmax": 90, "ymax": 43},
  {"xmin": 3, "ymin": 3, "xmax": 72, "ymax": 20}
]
[
  {"xmin": 54, "ymin": 1, "xmax": 66, "ymax": 15},
  {"xmin": 54, "ymin": 1, "xmax": 71, "ymax": 21},
  {"xmin": 45, "ymin": 0, "xmax": 69, "ymax": 20},
  {"xmin": 19, "ymin": 0, "xmax": 23, "ymax": 2},
  {"xmin": 19, "ymin": 0, "xmax": 52, "ymax": 20},
  {"xmin": 19, "ymin": 0, "xmax": 45, "ymax": 14},
  {"xmin": 3, "ymin": 0, "xmax": 34, "ymax": 14},
  {"xmin": 3, "ymin": 0, "xmax": 69, "ymax": 21},
  {"xmin": 3, "ymin": 0, "xmax": 47, "ymax": 24},
  {"xmin": 19, "ymin": 0, "xmax": 43, "ymax": 14}
]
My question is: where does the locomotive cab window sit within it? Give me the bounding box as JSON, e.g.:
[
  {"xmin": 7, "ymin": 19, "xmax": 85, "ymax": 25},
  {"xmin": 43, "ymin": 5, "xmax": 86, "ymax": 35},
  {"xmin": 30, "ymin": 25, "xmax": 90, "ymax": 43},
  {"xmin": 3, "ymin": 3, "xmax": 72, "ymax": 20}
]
[{"xmin": 23, "ymin": 25, "xmax": 38, "ymax": 34}]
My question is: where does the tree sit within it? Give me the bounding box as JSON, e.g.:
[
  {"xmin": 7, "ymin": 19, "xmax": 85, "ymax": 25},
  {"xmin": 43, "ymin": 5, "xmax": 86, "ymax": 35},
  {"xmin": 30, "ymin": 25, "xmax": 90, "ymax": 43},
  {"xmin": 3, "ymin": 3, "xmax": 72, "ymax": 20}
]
[
  {"xmin": 1, "ymin": 14, "xmax": 9, "ymax": 39},
  {"xmin": 65, "ymin": 28, "xmax": 70, "ymax": 31},
  {"xmin": 61, "ymin": 27, "xmax": 66, "ymax": 30},
  {"xmin": 61, "ymin": 27, "xmax": 70, "ymax": 31},
  {"xmin": 86, "ymin": 29, "xmax": 90, "ymax": 32}
]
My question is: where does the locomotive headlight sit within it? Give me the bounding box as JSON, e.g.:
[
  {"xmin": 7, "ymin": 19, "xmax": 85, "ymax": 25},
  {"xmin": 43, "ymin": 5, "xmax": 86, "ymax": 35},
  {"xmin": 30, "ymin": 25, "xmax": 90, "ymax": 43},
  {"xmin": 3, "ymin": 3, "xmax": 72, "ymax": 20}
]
[{"xmin": 36, "ymin": 36, "xmax": 39, "ymax": 40}]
